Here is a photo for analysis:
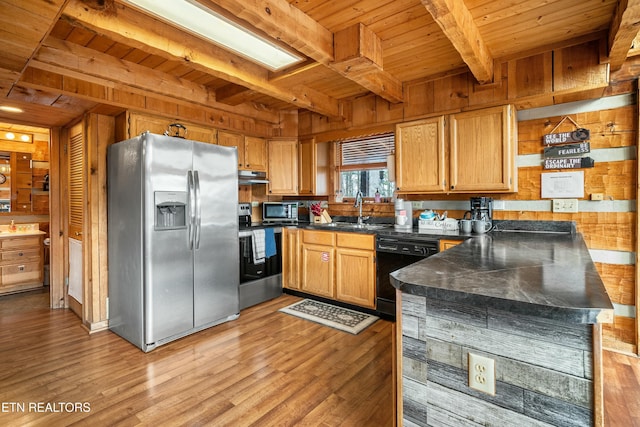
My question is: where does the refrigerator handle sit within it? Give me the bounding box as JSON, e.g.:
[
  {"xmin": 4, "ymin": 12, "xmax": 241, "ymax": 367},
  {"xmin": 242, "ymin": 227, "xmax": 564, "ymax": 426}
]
[
  {"xmin": 194, "ymin": 170, "xmax": 202, "ymax": 249},
  {"xmin": 188, "ymin": 170, "xmax": 195, "ymax": 250}
]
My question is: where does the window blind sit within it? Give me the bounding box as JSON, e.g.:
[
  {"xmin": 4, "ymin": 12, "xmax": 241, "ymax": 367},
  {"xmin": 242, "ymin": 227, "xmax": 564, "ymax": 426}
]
[{"xmin": 337, "ymin": 133, "xmax": 394, "ymax": 170}]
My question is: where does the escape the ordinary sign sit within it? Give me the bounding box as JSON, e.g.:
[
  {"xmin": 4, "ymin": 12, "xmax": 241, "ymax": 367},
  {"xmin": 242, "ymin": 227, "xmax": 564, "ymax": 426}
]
[{"xmin": 543, "ymin": 157, "xmax": 595, "ymax": 170}]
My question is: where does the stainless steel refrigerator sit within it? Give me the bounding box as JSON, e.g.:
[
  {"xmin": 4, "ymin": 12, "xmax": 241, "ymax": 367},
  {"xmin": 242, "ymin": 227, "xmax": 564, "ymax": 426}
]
[{"xmin": 107, "ymin": 132, "xmax": 239, "ymax": 352}]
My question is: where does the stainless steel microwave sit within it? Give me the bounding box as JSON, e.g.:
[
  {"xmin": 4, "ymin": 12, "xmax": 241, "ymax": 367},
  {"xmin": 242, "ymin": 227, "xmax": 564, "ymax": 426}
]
[{"xmin": 262, "ymin": 202, "xmax": 298, "ymax": 223}]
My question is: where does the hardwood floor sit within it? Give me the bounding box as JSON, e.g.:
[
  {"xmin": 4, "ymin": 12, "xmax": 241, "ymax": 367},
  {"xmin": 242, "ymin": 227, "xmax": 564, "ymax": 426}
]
[
  {"xmin": 0, "ymin": 292, "xmax": 393, "ymax": 426},
  {"xmin": 2, "ymin": 290, "xmax": 639, "ymax": 426}
]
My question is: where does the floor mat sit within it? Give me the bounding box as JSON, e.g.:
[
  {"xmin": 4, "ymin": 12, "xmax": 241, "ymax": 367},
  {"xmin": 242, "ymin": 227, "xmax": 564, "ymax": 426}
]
[{"xmin": 279, "ymin": 299, "xmax": 379, "ymax": 334}]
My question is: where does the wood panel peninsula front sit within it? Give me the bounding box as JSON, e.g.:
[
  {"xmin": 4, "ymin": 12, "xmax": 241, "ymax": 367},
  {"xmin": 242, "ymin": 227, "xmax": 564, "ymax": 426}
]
[{"xmin": 390, "ymin": 222, "xmax": 613, "ymax": 427}]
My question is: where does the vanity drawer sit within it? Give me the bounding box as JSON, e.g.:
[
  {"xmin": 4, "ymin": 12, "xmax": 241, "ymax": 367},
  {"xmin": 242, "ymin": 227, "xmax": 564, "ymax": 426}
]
[
  {"xmin": 1, "ymin": 236, "xmax": 41, "ymax": 249},
  {"xmin": 1, "ymin": 249, "xmax": 40, "ymax": 262},
  {"xmin": 2, "ymin": 262, "xmax": 41, "ymax": 286}
]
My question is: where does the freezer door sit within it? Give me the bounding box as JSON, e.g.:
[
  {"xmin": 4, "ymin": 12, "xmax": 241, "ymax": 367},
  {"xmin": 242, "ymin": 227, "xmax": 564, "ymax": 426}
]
[
  {"xmin": 144, "ymin": 134, "xmax": 195, "ymax": 344},
  {"xmin": 192, "ymin": 142, "xmax": 240, "ymax": 326}
]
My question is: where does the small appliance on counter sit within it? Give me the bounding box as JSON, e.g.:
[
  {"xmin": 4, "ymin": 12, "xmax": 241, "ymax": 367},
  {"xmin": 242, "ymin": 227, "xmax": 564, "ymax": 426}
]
[
  {"xmin": 470, "ymin": 197, "xmax": 493, "ymax": 222},
  {"xmin": 238, "ymin": 202, "xmax": 252, "ymax": 227},
  {"xmin": 262, "ymin": 201, "xmax": 298, "ymax": 224},
  {"xmin": 468, "ymin": 197, "xmax": 493, "ymax": 233},
  {"xmin": 394, "ymin": 198, "xmax": 413, "ymax": 231}
]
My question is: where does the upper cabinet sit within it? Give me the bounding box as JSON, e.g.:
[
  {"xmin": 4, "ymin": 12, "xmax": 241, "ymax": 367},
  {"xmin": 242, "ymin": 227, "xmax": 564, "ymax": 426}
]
[
  {"xmin": 448, "ymin": 105, "xmax": 517, "ymax": 193},
  {"xmin": 244, "ymin": 136, "xmax": 267, "ymax": 172},
  {"xmin": 395, "ymin": 105, "xmax": 517, "ymax": 194},
  {"xmin": 268, "ymin": 139, "xmax": 298, "ymax": 195},
  {"xmin": 395, "ymin": 116, "xmax": 446, "ymax": 193},
  {"xmin": 218, "ymin": 131, "xmax": 267, "ymax": 172},
  {"xmin": 298, "ymin": 137, "xmax": 329, "ymax": 196},
  {"xmin": 119, "ymin": 112, "xmax": 216, "ymax": 144}
]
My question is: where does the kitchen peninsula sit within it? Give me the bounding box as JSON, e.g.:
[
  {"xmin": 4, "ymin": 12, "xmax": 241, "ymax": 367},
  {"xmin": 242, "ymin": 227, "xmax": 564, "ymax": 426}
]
[{"xmin": 390, "ymin": 221, "xmax": 613, "ymax": 426}]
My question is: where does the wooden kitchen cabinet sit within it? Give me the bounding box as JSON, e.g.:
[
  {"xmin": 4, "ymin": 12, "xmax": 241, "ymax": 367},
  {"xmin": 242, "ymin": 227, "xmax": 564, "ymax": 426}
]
[
  {"xmin": 282, "ymin": 227, "xmax": 300, "ymax": 290},
  {"xmin": 449, "ymin": 104, "xmax": 517, "ymax": 192},
  {"xmin": 244, "ymin": 136, "xmax": 268, "ymax": 172},
  {"xmin": 218, "ymin": 131, "xmax": 267, "ymax": 172},
  {"xmin": 0, "ymin": 234, "xmax": 43, "ymax": 295},
  {"xmin": 217, "ymin": 130, "xmax": 244, "ymax": 169},
  {"xmin": 335, "ymin": 232, "xmax": 376, "ymax": 308},
  {"xmin": 300, "ymin": 230, "xmax": 335, "ymax": 298},
  {"xmin": 298, "ymin": 137, "xmax": 329, "ymax": 195},
  {"xmin": 395, "ymin": 105, "xmax": 517, "ymax": 194},
  {"xmin": 122, "ymin": 112, "xmax": 216, "ymax": 143},
  {"xmin": 296, "ymin": 229, "xmax": 376, "ymax": 309},
  {"xmin": 439, "ymin": 239, "xmax": 463, "ymax": 252},
  {"xmin": 396, "ymin": 116, "xmax": 446, "ymax": 192},
  {"xmin": 268, "ymin": 139, "xmax": 298, "ymax": 195}
]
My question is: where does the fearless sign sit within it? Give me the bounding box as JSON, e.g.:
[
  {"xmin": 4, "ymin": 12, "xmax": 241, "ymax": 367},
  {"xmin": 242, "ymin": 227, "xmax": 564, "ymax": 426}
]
[
  {"xmin": 543, "ymin": 142, "xmax": 590, "ymax": 158},
  {"xmin": 543, "ymin": 128, "xmax": 590, "ymax": 145},
  {"xmin": 543, "ymin": 157, "xmax": 595, "ymax": 170}
]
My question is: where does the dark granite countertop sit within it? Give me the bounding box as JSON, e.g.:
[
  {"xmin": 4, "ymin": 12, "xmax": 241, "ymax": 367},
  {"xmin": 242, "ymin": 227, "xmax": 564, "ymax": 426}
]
[{"xmin": 390, "ymin": 231, "xmax": 614, "ymax": 324}]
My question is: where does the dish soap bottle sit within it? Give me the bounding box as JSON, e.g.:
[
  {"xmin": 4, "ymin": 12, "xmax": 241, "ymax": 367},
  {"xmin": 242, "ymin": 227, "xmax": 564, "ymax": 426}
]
[
  {"xmin": 9, "ymin": 220, "xmax": 16, "ymax": 232},
  {"xmin": 374, "ymin": 189, "xmax": 381, "ymax": 203}
]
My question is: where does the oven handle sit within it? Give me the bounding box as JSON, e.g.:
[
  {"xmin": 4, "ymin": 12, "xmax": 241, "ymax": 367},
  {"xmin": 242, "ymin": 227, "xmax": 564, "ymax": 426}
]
[{"xmin": 377, "ymin": 245, "xmax": 399, "ymax": 251}]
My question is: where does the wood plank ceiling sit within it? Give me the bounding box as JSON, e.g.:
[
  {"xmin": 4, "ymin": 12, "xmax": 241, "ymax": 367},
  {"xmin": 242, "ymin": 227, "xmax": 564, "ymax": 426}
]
[{"xmin": 0, "ymin": 0, "xmax": 638, "ymax": 128}]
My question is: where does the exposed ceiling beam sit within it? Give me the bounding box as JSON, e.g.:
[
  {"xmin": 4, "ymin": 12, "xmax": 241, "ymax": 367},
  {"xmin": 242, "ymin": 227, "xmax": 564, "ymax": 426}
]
[
  {"xmin": 62, "ymin": 0, "xmax": 340, "ymax": 118},
  {"xmin": 421, "ymin": 0, "xmax": 494, "ymax": 84},
  {"xmin": 32, "ymin": 37, "xmax": 279, "ymax": 123},
  {"xmin": 200, "ymin": 0, "xmax": 403, "ymax": 103},
  {"xmin": 608, "ymin": 0, "xmax": 640, "ymax": 70},
  {"xmin": 332, "ymin": 23, "xmax": 403, "ymax": 103},
  {"xmin": 216, "ymin": 84, "xmax": 260, "ymax": 106}
]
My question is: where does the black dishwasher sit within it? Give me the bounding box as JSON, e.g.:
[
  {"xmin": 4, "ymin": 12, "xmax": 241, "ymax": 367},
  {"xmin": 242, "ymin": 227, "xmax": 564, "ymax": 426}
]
[{"xmin": 376, "ymin": 235, "xmax": 439, "ymax": 318}]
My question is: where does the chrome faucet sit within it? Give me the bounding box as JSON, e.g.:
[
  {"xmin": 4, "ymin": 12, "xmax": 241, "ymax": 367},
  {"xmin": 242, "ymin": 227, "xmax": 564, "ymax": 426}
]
[{"xmin": 354, "ymin": 191, "xmax": 367, "ymax": 225}]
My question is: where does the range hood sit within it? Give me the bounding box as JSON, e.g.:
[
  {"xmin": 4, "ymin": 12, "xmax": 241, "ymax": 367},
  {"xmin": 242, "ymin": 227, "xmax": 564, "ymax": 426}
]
[{"xmin": 238, "ymin": 170, "xmax": 269, "ymax": 185}]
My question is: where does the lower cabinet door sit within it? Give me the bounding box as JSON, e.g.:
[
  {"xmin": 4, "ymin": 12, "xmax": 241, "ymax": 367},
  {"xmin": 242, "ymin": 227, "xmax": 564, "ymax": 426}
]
[
  {"xmin": 301, "ymin": 244, "xmax": 335, "ymax": 298},
  {"xmin": 335, "ymin": 248, "xmax": 376, "ymax": 308}
]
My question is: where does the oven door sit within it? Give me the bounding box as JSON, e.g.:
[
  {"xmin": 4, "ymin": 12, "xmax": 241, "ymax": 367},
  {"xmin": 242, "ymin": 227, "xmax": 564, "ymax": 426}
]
[{"xmin": 239, "ymin": 235, "xmax": 266, "ymax": 283}]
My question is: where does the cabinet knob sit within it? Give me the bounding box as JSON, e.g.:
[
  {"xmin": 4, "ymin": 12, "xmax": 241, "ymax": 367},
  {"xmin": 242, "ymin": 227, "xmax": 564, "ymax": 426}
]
[
  {"xmin": 18, "ymin": 265, "xmax": 25, "ymax": 271},
  {"xmin": 75, "ymin": 231, "xmax": 82, "ymax": 236},
  {"xmin": 18, "ymin": 252, "xmax": 23, "ymax": 257}
]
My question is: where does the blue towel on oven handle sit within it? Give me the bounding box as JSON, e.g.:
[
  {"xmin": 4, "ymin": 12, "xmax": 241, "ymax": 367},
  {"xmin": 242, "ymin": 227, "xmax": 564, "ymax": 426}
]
[{"xmin": 264, "ymin": 227, "xmax": 277, "ymax": 258}]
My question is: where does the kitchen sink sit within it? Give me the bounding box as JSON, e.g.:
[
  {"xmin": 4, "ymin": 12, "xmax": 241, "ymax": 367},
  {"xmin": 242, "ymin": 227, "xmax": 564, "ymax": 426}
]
[{"xmin": 314, "ymin": 222, "xmax": 390, "ymax": 230}]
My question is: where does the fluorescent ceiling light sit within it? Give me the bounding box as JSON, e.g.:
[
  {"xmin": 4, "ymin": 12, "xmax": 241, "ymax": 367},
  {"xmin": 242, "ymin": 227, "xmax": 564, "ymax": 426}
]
[{"xmin": 122, "ymin": 0, "xmax": 304, "ymax": 71}]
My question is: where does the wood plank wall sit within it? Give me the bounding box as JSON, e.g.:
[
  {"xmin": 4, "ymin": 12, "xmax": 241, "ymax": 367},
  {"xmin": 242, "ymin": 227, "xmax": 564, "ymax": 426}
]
[{"xmin": 507, "ymin": 103, "xmax": 637, "ymax": 354}]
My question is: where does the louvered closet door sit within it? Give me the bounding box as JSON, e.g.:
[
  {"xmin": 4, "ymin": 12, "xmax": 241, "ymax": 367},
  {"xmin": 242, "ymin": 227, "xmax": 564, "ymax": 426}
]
[
  {"xmin": 68, "ymin": 123, "xmax": 84, "ymax": 242},
  {"xmin": 67, "ymin": 122, "xmax": 84, "ymax": 309}
]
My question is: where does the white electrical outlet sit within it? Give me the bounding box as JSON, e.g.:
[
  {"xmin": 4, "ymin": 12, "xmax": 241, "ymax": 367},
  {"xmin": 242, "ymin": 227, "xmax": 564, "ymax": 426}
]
[
  {"xmin": 552, "ymin": 198, "xmax": 578, "ymax": 213},
  {"xmin": 468, "ymin": 353, "xmax": 496, "ymax": 395},
  {"xmin": 411, "ymin": 201, "xmax": 423, "ymax": 209}
]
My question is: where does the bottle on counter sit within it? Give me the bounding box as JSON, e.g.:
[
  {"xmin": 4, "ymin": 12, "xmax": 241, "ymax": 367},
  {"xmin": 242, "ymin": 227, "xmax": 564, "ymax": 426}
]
[
  {"xmin": 9, "ymin": 220, "xmax": 16, "ymax": 232},
  {"xmin": 374, "ymin": 189, "xmax": 381, "ymax": 203}
]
